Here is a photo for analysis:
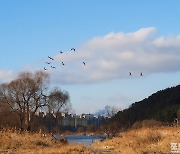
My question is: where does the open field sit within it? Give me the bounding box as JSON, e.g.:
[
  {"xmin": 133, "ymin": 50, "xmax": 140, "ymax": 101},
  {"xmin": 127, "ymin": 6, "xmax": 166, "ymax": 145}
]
[{"xmin": 93, "ymin": 126, "xmax": 180, "ymax": 154}]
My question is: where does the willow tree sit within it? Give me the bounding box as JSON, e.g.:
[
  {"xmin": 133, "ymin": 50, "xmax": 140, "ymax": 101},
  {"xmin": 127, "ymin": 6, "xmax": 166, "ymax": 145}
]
[
  {"xmin": 47, "ymin": 88, "xmax": 71, "ymax": 130},
  {"xmin": 0, "ymin": 71, "xmax": 49, "ymax": 131}
]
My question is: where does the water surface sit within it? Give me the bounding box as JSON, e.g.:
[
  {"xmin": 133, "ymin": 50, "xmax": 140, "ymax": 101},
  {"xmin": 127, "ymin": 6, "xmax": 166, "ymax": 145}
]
[{"xmin": 55, "ymin": 135, "xmax": 106, "ymax": 146}]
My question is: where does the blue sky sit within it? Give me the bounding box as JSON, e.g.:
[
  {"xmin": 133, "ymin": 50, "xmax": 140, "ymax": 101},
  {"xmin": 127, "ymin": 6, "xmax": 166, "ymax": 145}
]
[{"xmin": 1, "ymin": 1, "xmax": 180, "ymax": 113}]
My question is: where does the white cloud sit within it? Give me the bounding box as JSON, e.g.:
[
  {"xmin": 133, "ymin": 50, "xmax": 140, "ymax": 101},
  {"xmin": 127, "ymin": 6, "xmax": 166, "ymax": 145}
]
[
  {"xmin": 0, "ymin": 70, "xmax": 16, "ymax": 83},
  {"xmin": 153, "ymin": 36, "xmax": 180, "ymax": 47},
  {"xmin": 48, "ymin": 27, "xmax": 180, "ymax": 84}
]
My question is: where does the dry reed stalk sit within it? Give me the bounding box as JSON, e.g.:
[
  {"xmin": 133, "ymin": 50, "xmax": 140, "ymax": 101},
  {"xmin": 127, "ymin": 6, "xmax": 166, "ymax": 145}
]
[
  {"xmin": 93, "ymin": 126, "xmax": 180, "ymax": 154},
  {"xmin": 0, "ymin": 129, "xmax": 91, "ymax": 154}
]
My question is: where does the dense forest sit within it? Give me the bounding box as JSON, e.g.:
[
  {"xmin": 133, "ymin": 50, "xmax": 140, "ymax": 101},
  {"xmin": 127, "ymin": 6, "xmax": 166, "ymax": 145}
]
[{"xmin": 113, "ymin": 85, "xmax": 180, "ymax": 129}]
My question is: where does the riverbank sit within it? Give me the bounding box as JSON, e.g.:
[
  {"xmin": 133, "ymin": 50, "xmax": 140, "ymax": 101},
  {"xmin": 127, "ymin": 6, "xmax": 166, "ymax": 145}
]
[
  {"xmin": 92, "ymin": 126, "xmax": 180, "ymax": 153},
  {"xmin": 1, "ymin": 127, "xmax": 180, "ymax": 153},
  {"xmin": 0, "ymin": 128, "xmax": 91, "ymax": 154},
  {"xmin": 59, "ymin": 131, "xmax": 104, "ymax": 137}
]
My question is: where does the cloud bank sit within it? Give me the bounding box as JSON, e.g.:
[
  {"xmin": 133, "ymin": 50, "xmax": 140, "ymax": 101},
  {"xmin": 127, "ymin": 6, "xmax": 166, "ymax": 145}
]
[
  {"xmin": 1, "ymin": 27, "xmax": 180, "ymax": 85},
  {"xmin": 50, "ymin": 27, "xmax": 180, "ymax": 84}
]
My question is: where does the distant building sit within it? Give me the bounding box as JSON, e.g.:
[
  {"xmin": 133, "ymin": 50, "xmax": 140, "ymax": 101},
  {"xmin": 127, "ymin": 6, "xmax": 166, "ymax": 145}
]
[
  {"xmin": 61, "ymin": 113, "xmax": 102, "ymax": 131},
  {"xmin": 36, "ymin": 112, "xmax": 103, "ymax": 131},
  {"xmin": 81, "ymin": 114, "xmax": 94, "ymax": 119}
]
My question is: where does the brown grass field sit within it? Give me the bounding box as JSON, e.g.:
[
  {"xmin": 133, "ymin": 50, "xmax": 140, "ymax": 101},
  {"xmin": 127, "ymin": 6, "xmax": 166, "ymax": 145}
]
[
  {"xmin": 0, "ymin": 128, "xmax": 91, "ymax": 154},
  {"xmin": 0, "ymin": 126, "xmax": 180, "ymax": 154},
  {"xmin": 93, "ymin": 126, "xmax": 180, "ymax": 154}
]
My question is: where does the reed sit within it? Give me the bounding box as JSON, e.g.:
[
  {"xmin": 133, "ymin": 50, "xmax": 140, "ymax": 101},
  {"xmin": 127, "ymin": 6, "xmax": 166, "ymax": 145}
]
[
  {"xmin": 0, "ymin": 128, "xmax": 91, "ymax": 154},
  {"xmin": 93, "ymin": 126, "xmax": 180, "ymax": 154}
]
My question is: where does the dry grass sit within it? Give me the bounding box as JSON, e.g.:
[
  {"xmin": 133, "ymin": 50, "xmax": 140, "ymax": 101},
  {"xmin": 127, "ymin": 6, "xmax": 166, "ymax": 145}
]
[
  {"xmin": 0, "ymin": 128, "xmax": 91, "ymax": 154},
  {"xmin": 93, "ymin": 126, "xmax": 180, "ymax": 154},
  {"xmin": 1, "ymin": 127, "xmax": 180, "ymax": 154}
]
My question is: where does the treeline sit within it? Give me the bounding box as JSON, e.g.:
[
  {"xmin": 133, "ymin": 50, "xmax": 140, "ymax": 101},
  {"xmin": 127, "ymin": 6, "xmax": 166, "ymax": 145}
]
[
  {"xmin": 1, "ymin": 71, "xmax": 180, "ymax": 135},
  {"xmin": 112, "ymin": 85, "xmax": 180, "ymax": 129},
  {"xmin": 0, "ymin": 71, "xmax": 70, "ymax": 132}
]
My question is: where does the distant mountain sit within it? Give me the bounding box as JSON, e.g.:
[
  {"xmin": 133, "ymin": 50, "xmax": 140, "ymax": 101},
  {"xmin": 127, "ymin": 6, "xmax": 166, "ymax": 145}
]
[{"xmin": 113, "ymin": 85, "xmax": 180, "ymax": 127}]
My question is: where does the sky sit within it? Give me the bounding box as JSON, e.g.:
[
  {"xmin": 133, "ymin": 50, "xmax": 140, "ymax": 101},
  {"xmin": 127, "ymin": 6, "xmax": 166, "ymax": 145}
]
[{"xmin": 1, "ymin": 0, "xmax": 180, "ymax": 114}]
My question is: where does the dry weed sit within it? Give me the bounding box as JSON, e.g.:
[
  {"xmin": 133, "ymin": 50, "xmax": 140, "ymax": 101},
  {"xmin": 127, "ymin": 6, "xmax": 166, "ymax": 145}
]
[
  {"xmin": 93, "ymin": 126, "xmax": 180, "ymax": 154},
  {"xmin": 0, "ymin": 128, "xmax": 91, "ymax": 154}
]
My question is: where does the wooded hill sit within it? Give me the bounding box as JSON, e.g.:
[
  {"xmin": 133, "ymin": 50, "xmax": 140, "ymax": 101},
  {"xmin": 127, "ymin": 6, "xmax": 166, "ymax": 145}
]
[{"xmin": 113, "ymin": 85, "xmax": 180, "ymax": 127}]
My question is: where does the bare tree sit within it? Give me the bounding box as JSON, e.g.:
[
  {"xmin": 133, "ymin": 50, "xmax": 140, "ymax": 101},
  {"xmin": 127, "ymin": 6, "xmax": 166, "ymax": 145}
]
[
  {"xmin": 100, "ymin": 105, "xmax": 120, "ymax": 137},
  {"xmin": 0, "ymin": 71, "xmax": 49, "ymax": 131},
  {"xmin": 177, "ymin": 107, "xmax": 180, "ymax": 119},
  {"xmin": 27, "ymin": 71, "xmax": 50, "ymax": 131},
  {"xmin": 47, "ymin": 88, "xmax": 71, "ymax": 130},
  {"xmin": 0, "ymin": 95, "xmax": 19, "ymax": 128},
  {"xmin": 105, "ymin": 105, "xmax": 119, "ymax": 118}
]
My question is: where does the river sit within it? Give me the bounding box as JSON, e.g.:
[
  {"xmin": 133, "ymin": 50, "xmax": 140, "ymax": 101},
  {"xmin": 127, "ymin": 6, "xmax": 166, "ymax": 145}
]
[{"xmin": 54, "ymin": 135, "xmax": 106, "ymax": 146}]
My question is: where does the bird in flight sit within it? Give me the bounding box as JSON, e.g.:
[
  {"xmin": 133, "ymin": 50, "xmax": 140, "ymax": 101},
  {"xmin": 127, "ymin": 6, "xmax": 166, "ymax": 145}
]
[
  {"xmin": 44, "ymin": 67, "xmax": 47, "ymax": 71},
  {"xmin": 82, "ymin": 62, "xmax": 86, "ymax": 66},
  {"xmin": 48, "ymin": 56, "xmax": 54, "ymax": 60},
  {"xmin": 45, "ymin": 62, "xmax": 51, "ymax": 64},
  {"xmin": 51, "ymin": 66, "xmax": 56, "ymax": 69},
  {"xmin": 129, "ymin": 72, "xmax": 132, "ymax": 76},
  {"xmin": 140, "ymin": 72, "xmax": 143, "ymax": 76},
  {"xmin": 70, "ymin": 48, "xmax": 75, "ymax": 52},
  {"xmin": 62, "ymin": 62, "xmax": 65, "ymax": 65},
  {"xmin": 60, "ymin": 51, "xmax": 63, "ymax": 54}
]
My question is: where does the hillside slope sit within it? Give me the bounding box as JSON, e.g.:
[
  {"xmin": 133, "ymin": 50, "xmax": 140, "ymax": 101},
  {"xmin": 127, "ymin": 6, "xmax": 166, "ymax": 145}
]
[
  {"xmin": 93, "ymin": 126, "xmax": 180, "ymax": 154},
  {"xmin": 114, "ymin": 85, "xmax": 180, "ymax": 127}
]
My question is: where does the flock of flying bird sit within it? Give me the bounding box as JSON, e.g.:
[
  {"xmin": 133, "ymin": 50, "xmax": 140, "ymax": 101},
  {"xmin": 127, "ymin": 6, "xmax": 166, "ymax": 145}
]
[
  {"xmin": 43, "ymin": 48, "xmax": 143, "ymax": 77},
  {"xmin": 43, "ymin": 48, "xmax": 86, "ymax": 71}
]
